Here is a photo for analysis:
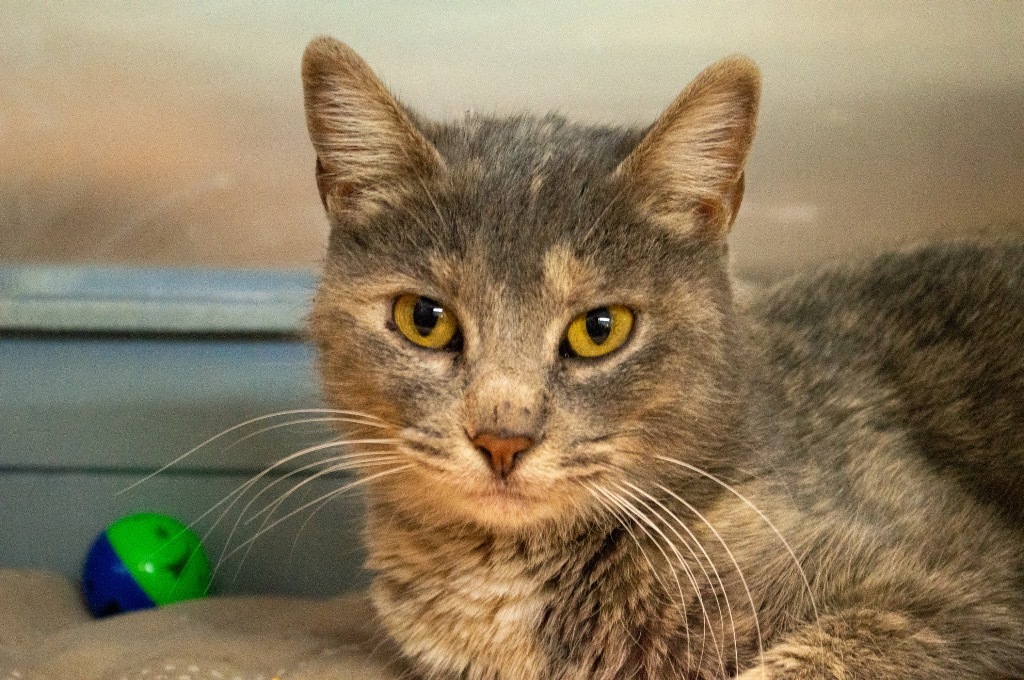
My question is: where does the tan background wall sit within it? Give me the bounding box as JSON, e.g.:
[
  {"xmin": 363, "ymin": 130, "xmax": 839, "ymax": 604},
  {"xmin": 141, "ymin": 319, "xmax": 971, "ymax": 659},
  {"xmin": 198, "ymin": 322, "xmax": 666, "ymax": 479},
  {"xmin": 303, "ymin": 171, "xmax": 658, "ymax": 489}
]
[{"xmin": 2, "ymin": 1, "xmax": 1022, "ymax": 279}]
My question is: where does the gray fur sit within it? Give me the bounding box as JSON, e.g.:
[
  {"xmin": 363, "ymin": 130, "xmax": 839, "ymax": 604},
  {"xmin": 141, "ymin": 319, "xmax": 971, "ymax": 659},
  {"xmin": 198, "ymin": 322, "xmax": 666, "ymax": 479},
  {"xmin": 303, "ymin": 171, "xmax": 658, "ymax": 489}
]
[{"xmin": 303, "ymin": 37, "xmax": 1024, "ymax": 678}]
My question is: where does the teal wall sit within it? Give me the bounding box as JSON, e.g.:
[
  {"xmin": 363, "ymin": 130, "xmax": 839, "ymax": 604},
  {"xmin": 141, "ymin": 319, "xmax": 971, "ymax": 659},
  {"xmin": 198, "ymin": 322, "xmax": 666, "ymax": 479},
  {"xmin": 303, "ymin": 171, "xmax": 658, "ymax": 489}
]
[{"xmin": 0, "ymin": 267, "xmax": 369, "ymax": 597}]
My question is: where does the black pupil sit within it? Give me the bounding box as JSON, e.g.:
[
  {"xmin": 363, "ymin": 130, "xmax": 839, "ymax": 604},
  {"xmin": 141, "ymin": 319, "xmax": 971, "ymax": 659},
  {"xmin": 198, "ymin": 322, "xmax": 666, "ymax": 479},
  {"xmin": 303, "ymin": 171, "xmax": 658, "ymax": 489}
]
[
  {"xmin": 585, "ymin": 307, "xmax": 613, "ymax": 345},
  {"xmin": 412, "ymin": 297, "xmax": 444, "ymax": 336}
]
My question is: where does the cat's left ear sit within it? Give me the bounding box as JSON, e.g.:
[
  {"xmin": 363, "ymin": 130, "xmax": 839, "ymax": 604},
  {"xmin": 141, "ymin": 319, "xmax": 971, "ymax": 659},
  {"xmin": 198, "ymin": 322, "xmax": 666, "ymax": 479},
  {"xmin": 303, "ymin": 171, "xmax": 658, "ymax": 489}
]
[{"xmin": 616, "ymin": 56, "xmax": 760, "ymax": 239}]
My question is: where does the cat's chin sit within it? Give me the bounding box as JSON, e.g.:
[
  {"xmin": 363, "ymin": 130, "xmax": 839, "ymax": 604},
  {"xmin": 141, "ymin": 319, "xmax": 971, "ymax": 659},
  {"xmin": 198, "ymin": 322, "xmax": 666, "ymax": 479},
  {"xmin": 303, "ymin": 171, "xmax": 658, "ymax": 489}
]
[
  {"xmin": 381, "ymin": 470, "xmax": 584, "ymax": 532},
  {"xmin": 455, "ymin": 500, "xmax": 575, "ymax": 532},
  {"xmin": 442, "ymin": 483, "xmax": 570, "ymax": 531}
]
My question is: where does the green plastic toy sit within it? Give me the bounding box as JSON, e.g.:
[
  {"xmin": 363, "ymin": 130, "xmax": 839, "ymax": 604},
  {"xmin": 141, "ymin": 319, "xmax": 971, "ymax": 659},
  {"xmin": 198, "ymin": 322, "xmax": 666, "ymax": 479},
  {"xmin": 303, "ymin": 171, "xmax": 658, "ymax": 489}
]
[{"xmin": 82, "ymin": 512, "xmax": 212, "ymax": 617}]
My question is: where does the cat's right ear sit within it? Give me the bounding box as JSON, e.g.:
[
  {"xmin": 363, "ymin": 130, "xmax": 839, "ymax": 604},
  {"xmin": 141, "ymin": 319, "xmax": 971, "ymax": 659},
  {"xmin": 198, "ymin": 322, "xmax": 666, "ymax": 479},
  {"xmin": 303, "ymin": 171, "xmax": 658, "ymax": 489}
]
[{"xmin": 302, "ymin": 37, "xmax": 444, "ymax": 219}]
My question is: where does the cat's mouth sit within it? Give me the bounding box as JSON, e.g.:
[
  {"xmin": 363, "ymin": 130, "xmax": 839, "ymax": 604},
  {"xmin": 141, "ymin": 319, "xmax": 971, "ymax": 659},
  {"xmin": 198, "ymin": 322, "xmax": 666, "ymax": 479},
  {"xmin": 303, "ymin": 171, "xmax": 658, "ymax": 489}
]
[
  {"xmin": 395, "ymin": 431, "xmax": 584, "ymax": 525},
  {"xmin": 458, "ymin": 464, "xmax": 552, "ymax": 513},
  {"xmin": 472, "ymin": 481, "xmax": 535, "ymax": 503},
  {"xmin": 399, "ymin": 457, "xmax": 584, "ymax": 529}
]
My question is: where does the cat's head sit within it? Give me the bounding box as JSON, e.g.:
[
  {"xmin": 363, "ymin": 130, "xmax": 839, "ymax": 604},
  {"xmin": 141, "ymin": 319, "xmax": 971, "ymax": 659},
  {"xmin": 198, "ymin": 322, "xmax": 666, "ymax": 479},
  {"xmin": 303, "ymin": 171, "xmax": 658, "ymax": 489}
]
[{"xmin": 302, "ymin": 37, "xmax": 760, "ymax": 533}]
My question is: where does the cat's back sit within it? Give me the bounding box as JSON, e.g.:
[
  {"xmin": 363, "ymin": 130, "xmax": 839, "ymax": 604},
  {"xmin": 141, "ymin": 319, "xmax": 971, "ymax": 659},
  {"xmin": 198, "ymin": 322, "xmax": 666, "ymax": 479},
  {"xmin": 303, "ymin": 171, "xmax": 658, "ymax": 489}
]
[{"xmin": 748, "ymin": 240, "xmax": 1024, "ymax": 522}]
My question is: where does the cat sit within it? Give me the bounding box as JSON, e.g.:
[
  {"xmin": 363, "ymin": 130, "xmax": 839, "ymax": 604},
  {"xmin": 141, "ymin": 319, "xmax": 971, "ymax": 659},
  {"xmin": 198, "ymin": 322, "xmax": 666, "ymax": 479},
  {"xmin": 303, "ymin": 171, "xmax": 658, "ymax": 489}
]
[{"xmin": 300, "ymin": 36, "xmax": 1024, "ymax": 679}]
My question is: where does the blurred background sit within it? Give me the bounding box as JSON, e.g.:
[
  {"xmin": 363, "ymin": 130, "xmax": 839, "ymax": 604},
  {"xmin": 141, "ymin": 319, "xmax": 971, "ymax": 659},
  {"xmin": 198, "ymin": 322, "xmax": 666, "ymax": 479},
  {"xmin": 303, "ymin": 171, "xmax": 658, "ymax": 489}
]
[
  {"xmin": 1, "ymin": 1, "xmax": 1023, "ymax": 599},
  {"xmin": 3, "ymin": 1, "xmax": 1022, "ymax": 279}
]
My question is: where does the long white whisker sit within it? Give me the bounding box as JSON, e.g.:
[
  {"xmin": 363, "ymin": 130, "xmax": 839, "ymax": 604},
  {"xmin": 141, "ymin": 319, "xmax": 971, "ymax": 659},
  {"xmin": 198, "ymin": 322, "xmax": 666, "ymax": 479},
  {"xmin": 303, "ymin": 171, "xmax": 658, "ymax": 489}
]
[
  {"xmin": 287, "ymin": 456, "xmax": 400, "ymax": 562},
  {"xmin": 225, "ymin": 454, "xmax": 402, "ymax": 583},
  {"xmin": 191, "ymin": 439, "xmax": 398, "ymax": 547},
  {"xmin": 614, "ymin": 482, "xmax": 728, "ymax": 676},
  {"xmin": 414, "ymin": 173, "xmax": 454, "ymax": 235},
  {"xmin": 196, "ymin": 442, "xmax": 398, "ymax": 578},
  {"xmin": 243, "ymin": 454, "xmax": 402, "ymax": 525},
  {"xmin": 212, "ymin": 450, "xmax": 398, "ymax": 572},
  {"xmin": 587, "ymin": 483, "xmax": 689, "ymax": 658},
  {"xmin": 653, "ymin": 481, "xmax": 766, "ymax": 670},
  {"xmin": 119, "ymin": 408, "xmax": 388, "ymax": 494},
  {"xmin": 580, "ymin": 184, "xmax": 625, "ymax": 244},
  {"xmin": 219, "ymin": 463, "xmax": 412, "ymax": 564},
  {"xmin": 622, "ymin": 480, "xmax": 739, "ymax": 673},
  {"xmin": 604, "ymin": 484, "xmax": 714, "ymax": 673},
  {"xmin": 654, "ymin": 456, "xmax": 819, "ymax": 622},
  {"xmin": 217, "ymin": 415, "xmax": 386, "ymax": 456}
]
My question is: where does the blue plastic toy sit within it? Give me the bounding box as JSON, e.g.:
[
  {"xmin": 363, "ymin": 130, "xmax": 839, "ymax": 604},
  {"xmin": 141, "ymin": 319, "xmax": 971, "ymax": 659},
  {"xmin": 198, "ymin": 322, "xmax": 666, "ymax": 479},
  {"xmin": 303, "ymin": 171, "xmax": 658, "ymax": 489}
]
[{"xmin": 82, "ymin": 512, "xmax": 212, "ymax": 618}]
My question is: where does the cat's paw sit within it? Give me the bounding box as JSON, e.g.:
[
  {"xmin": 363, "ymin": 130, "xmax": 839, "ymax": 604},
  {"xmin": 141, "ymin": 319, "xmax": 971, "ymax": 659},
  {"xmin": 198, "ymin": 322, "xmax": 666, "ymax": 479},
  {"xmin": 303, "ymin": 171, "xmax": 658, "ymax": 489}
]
[
  {"xmin": 732, "ymin": 646, "xmax": 837, "ymax": 680},
  {"xmin": 733, "ymin": 666, "xmax": 808, "ymax": 680},
  {"xmin": 734, "ymin": 666, "xmax": 778, "ymax": 680}
]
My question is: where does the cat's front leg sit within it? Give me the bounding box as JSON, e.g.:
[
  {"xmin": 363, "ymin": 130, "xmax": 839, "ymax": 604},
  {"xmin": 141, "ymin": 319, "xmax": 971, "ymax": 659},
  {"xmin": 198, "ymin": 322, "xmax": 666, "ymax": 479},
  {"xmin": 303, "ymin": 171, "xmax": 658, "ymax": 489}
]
[{"xmin": 731, "ymin": 608, "xmax": 995, "ymax": 679}]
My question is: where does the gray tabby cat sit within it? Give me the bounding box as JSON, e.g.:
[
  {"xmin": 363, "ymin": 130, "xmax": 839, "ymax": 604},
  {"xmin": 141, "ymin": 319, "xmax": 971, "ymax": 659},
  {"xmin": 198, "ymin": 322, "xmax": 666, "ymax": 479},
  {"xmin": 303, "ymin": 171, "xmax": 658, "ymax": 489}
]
[{"xmin": 301, "ymin": 36, "xmax": 1024, "ymax": 679}]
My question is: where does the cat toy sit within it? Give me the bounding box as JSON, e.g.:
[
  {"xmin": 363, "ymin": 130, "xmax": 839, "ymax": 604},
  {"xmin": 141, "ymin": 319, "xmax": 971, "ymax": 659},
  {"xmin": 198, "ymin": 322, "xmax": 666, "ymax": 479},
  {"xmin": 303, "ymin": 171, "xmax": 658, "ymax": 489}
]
[{"xmin": 81, "ymin": 512, "xmax": 212, "ymax": 618}]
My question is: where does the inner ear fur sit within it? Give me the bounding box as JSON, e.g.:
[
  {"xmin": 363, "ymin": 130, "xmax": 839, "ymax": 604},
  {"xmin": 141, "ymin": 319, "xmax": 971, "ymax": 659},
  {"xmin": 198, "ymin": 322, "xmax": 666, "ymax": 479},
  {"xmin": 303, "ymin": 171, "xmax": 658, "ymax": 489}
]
[
  {"xmin": 302, "ymin": 36, "xmax": 444, "ymax": 217},
  {"xmin": 616, "ymin": 55, "xmax": 761, "ymax": 238}
]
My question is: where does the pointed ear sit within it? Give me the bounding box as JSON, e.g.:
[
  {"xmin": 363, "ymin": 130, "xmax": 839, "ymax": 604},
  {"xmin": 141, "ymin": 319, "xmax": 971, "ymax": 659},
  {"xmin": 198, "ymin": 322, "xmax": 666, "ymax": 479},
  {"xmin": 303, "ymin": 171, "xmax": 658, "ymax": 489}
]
[
  {"xmin": 302, "ymin": 36, "xmax": 444, "ymax": 219},
  {"xmin": 616, "ymin": 56, "xmax": 760, "ymax": 239}
]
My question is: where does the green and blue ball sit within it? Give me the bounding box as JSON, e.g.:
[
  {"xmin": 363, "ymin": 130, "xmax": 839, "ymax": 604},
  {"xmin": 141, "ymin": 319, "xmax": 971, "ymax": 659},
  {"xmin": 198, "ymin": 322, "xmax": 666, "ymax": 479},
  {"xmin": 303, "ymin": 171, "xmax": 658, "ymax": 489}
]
[{"xmin": 82, "ymin": 512, "xmax": 212, "ymax": 618}]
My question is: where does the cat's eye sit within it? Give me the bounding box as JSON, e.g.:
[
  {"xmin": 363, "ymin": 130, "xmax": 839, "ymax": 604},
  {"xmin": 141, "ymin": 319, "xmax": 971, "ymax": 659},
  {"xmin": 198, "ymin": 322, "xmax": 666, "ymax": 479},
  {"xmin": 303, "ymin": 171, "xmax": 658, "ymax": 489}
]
[
  {"xmin": 392, "ymin": 294, "xmax": 462, "ymax": 350},
  {"xmin": 560, "ymin": 305, "xmax": 634, "ymax": 358}
]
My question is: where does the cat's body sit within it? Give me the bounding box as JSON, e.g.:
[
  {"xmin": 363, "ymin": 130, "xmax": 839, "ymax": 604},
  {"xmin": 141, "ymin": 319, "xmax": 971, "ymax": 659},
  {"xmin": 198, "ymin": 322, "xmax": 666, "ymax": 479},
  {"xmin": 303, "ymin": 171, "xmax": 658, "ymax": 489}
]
[
  {"xmin": 301, "ymin": 37, "xmax": 1024, "ymax": 678},
  {"xmin": 364, "ymin": 242, "xmax": 1024, "ymax": 679}
]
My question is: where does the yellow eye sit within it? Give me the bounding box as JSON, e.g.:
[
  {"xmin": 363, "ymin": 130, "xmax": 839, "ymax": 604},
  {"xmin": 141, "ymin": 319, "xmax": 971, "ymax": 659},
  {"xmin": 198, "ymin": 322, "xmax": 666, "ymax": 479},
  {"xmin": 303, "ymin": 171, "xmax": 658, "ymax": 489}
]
[
  {"xmin": 392, "ymin": 294, "xmax": 461, "ymax": 350},
  {"xmin": 561, "ymin": 305, "xmax": 634, "ymax": 358}
]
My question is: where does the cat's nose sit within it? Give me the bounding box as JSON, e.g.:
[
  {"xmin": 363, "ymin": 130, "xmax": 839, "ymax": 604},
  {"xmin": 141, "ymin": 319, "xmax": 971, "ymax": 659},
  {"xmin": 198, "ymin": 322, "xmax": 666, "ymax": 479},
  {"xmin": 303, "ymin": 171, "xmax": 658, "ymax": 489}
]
[{"xmin": 471, "ymin": 432, "xmax": 534, "ymax": 479}]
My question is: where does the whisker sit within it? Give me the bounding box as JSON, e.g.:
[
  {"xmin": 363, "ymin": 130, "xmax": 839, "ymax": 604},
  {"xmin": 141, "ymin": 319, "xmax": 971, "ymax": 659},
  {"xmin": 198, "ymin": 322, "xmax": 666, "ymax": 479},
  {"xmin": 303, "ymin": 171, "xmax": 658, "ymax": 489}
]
[
  {"xmin": 414, "ymin": 173, "xmax": 454, "ymax": 236},
  {"xmin": 621, "ymin": 480, "xmax": 739, "ymax": 673},
  {"xmin": 653, "ymin": 481, "xmax": 766, "ymax": 670},
  {"xmin": 654, "ymin": 456, "xmax": 820, "ymax": 622},
  {"xmin": 242, "ymin": 454, "xmax": 402, "ymax": 525},
  {"xmin": 225, "ymin": 454, "xmax": 402, "ymax": 584},
  {"xmin": 218, "ymin": 463, "xmax": 413, "ymax": 564},
  {"xmin": 217, "ymin": 415, "xmax": 386, "ymax": 456},
  {"xmin": 211, "ymin": 450, "xmax": 399, "ymax": 573},
  {"xmin": 613, "ymin": 482, "xmax": 727, "ymax": 676},
  {"xmin": 580, "ymin": 183, "xmax": 625, "ymax": 244},
  {"xmin": 193, "ymin": 442, "xmax": 398, "ymax": 579},
  {"xmin": 286, "ymin": 456, "xmax": 400, "ymax": 562},
  {"xmin": 584, "ymin": 485, "xmax": 658, "ymax": 649},
  {"xmin": 189, "ymin": 439, "xmax": 399, "ymax": 543},
  {"xmin": 603, "ymin": 484, "xmax": 715, "ymax": 673},
  {"xmin": 119, "ymin": 408, "xmax": 388, "ymax": 494},
  {"xmin": 586, "ymin": 483, "xmax": 688, "ymax": 658}
]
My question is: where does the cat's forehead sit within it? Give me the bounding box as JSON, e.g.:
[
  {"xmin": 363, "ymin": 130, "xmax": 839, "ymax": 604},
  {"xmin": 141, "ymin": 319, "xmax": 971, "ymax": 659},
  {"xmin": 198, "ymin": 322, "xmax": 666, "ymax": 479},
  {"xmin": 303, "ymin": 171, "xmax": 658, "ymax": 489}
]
[
  {"xmin": 434, "ymin": 113, "xmax": 635, "ymax": 158},
  {"xmin": 422, "ymin": 115, "xmax": 651, "ymax": 281},
  {"xmin": 326, "ymin": 114, "xmax": 703, "ymax": 302},
  {"xmin": 428, "ymin": 114, "xmax": 639, "ymax": 203},
  {"xmin": 422, "ymin": 241, "xmax": 606, "ymax": 317}
]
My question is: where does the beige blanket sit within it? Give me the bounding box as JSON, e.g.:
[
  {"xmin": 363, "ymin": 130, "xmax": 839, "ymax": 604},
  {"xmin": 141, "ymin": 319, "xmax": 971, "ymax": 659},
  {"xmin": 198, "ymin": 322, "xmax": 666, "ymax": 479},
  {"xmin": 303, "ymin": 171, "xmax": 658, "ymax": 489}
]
[{"xmin": 0, "ymin": 570, "xmax": 406, "ymax": 680}]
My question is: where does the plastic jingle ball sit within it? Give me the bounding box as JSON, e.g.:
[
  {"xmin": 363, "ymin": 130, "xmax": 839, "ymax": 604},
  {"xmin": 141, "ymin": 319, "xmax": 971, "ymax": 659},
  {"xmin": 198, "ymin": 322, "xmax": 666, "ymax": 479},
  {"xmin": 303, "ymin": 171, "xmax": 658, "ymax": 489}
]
[{"xmin": 82, "ymin": 512, "xmax": 212, "ymax": 618}]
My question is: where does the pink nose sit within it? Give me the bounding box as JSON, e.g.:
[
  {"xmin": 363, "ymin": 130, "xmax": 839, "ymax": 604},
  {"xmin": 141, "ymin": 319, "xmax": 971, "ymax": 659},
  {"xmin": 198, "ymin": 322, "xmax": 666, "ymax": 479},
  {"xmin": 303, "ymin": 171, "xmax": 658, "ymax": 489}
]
[{"xmin": 471, "ymin": 432, "xmax": 534, "ymax": 479}]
